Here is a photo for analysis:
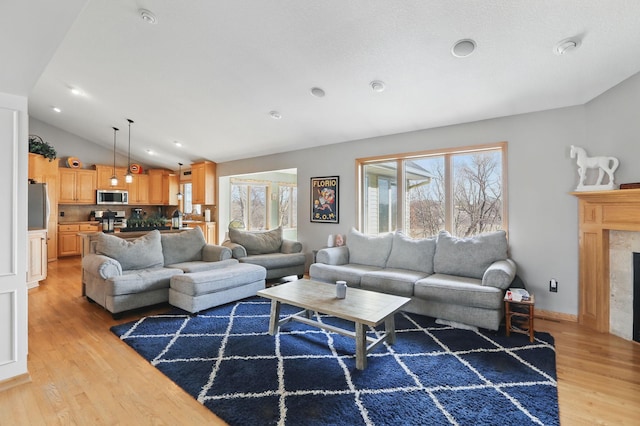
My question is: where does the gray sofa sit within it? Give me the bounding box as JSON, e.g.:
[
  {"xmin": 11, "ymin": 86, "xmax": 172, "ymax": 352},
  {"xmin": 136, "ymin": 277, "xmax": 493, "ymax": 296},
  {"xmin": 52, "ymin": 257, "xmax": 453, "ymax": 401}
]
[
  {"xmin": 82, "ymin": 228, "xmax": 265, "ymax": 317},
  {"xmin": 222, "ymin": 226, "xmax": 305, "ymax": 280},
  {"xmin": 309, "ymin": 228, "xmax": 517, "ymax": 330}
]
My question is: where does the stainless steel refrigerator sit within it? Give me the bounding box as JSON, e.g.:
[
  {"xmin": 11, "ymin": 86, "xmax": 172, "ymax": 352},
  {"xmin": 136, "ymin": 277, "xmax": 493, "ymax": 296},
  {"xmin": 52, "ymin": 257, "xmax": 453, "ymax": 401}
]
[{"xmin": 28, "ymin": 183, "xmax": 50, "ymax": 230}]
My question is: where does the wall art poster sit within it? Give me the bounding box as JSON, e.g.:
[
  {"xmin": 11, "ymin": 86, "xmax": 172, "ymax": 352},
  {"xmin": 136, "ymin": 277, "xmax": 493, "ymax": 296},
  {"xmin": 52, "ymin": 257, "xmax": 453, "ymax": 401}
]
[{"xmin": 311, "ymin": 176, "xmax": 339, "ymax": 223}]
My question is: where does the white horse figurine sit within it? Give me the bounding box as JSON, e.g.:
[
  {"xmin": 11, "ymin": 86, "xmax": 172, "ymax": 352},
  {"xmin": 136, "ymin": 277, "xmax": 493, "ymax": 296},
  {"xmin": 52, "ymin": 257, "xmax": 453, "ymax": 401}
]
[{"xmin": 570, "ymin": 145, "xmax": 619, "ymax": 191}]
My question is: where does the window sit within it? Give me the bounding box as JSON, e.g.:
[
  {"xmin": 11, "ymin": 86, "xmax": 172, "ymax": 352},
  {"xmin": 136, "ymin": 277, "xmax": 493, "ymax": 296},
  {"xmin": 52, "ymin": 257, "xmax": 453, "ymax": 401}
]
[
  {"xmin": 182, "ymin": 182, "xmax": 193, "ymax": 214},
  {"xmin": 359, "ymin": 142, "xmax": 506, "ymax": 238},
  {"xmin": 230, "ymin": 181, "xmax": 268, "ymax": 230},
  {"xmin": 278, "ymin": 184, "xmax": 297, "ymax": 229}
]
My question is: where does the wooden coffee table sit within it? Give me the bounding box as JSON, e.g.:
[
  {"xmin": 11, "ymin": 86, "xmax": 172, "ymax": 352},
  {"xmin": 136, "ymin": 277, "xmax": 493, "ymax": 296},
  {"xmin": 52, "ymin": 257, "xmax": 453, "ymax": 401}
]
[{"xmin": 257, "ymin": 279, "xmax": 410, "ymax": 370}]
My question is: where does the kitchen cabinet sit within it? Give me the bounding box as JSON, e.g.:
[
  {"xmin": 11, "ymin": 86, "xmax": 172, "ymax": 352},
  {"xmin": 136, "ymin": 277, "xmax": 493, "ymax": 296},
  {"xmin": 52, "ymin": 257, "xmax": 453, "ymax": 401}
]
[
  {"xmin": 190, "ymin": 161, "xmax": 216, "ymax": 205},
  {"xmin": 27, "ymin": 229, "xmax": 47, "ymax": 288},
  {"xmin": 149, "ymin": 169, "xmax": 179, "ymax": 206},
  {"xmin": 96, "ymin": 165, "xmax": 129, "ymax": 190},
  {"xmin": 58, "ymin": 223, "xmax": 100, "ymax": 257},
  {"xmin": 28, "ymin": 153, "xmax": 58, "ymax": 261},
  {"xmin": 58, "ymin": 224, "xmax": 80, "ymax": 257},
  {"xmin": 58, "ymin": 169, "xmax": 96, "ymax": 204},
  {"xmin": 128, "ymin": 173, "xmax": 150, "ymax": 204}
]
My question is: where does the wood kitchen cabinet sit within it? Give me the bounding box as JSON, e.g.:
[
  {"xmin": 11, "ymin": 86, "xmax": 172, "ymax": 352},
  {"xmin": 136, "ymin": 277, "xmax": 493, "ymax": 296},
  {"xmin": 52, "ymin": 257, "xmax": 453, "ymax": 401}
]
[
  {"xmin": 27, "ymin": 229, "xmax": 47, "ymax": 288},
  {"xmin": 28, "ymin": 153, "xmax": 59, "ymax": 261},
  {"xmin": 96, "ymin": 165, "xmax": 129, "ymax": 190},
  {"xmin": 58, "ymin": 169, "xmax": 96, "ymax": 204},
  {"xmin": 190, "ymin": 161, "xmax": 216, "ymax": 205},
  {"xmin": 58, "ymin": 223, "xmax": 99, "ymax": 257},
  {"xmin": 58, "ymin": 224, "xmax": 80, "ymax": 257},
  {"xmin": 148, "ymin": 169, "xmax": 178, "ymax": 205},
  {"xmin": 128, "ymin": 173, "xmax": 150, "ymax": 204}
]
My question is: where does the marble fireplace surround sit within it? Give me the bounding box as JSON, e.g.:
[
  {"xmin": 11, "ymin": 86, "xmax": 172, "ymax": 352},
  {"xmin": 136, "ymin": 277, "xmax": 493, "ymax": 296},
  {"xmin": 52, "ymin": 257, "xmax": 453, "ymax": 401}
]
[
  {"xmin": 609, "ymin": 231, "xmax": 638, "ymax": 340},
  {"xmin": 572, "ymin": 188, "xmax": 640, "ymax": 335}
]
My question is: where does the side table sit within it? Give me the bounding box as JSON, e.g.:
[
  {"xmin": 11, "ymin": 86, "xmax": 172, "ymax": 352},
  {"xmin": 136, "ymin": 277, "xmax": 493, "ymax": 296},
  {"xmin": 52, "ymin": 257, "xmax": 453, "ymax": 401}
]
[{"xmin": 504, "ymin": 293, "xmax": 535, "ymax": 342}]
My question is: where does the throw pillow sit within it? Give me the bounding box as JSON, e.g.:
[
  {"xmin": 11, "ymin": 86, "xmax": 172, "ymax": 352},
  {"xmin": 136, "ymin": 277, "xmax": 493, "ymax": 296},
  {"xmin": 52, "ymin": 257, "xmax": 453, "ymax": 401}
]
[
  {"xmin": 228, "ymin": 226, "xmax": 282, "ymax": 255},
  {"xmin": 433, "ymin": 230, "xmax": 508, "ymax": 279},
  {"xmin": 385, "ymin": 231, "xmax": 436, "ymax": 274},
  {"xmin": 347, "ymin": 228, "xmax": 393, "ymax": 268},
  {"xmin": 95, "ymin": 230, "xmax": 164, "ymax": 271},
  {"xmin": 161, "ymin": 227, "xmax": 207, "ymax": 265}
]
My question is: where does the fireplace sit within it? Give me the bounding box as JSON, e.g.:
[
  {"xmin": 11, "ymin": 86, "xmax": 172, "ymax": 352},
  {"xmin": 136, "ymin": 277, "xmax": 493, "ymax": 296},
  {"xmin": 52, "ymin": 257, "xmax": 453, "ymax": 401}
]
[{"xmin": 572, "ymin": 188, "xmax": 640, "ymax": 334}]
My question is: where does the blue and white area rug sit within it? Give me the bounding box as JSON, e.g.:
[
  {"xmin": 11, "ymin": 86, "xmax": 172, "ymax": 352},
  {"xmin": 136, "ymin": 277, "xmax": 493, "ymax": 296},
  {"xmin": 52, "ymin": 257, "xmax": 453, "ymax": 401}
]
[{"xmin": 111, "ymin": 297, "xmax": 559, "ymax": 426}]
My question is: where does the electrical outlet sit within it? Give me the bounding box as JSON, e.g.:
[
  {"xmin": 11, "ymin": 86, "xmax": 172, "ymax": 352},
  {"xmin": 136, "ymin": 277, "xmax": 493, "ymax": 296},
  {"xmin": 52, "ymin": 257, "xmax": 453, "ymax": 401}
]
[
  {"xmin": 59, "ymin": 211, "xmax": 64, "ymax": 217},
  {"xmin": 549, "ymin": 279, "xmax": 558, "ymax": 292}
]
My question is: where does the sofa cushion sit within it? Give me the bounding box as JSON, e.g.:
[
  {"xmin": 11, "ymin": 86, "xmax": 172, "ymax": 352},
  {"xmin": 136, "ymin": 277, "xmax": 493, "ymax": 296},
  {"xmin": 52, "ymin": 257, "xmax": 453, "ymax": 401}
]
[
  {"xmin": 385, "ymin": 231, "xmax": 436, "ymax": 274},
  {"xmin": 161, "ymin": 228, "xmax": 206, "ymax": 266},
  {"xmin": 107, "ymin": 267, "xmax": 183, "ymax": 296},
  {"xmin": 170, "ymin": 263, "xmax": 267, "ymax": 297},
  {"xmin": 414, "ymin": 274, "xmax": 504, "ymax": 310},
  {"xmin": 433, "ymin": 230, "xmax": 508, "ymax": 279},
  {"xmin": 237, "ymin": 252, "xmax": 305, "ymax": 269},
  {"xmin": 167, "ymin": 258, "xmax": 240, "ymax": 273},
  {"xmin": 347, "ymin": 228, "xmax": 393, "ymax": 268},
  {"xmin": 361, "ymin": 268, "xmax": 429, "ymax": 297},
  {"xmin": 309, "ymin": 263, "xmax": 381, "ymax": 287},
  {"xmin": 95, "ymin": 230, "xmax": 164, "ymax": 271},
  {"xmin": 228, "ymin": 226, "xmax": 282, "ymax": 255}
]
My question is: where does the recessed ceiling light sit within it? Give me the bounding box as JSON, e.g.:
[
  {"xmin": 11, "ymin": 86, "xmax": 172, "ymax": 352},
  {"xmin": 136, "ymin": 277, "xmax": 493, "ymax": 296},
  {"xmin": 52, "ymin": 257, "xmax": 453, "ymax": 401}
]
[
  {"xmin": 70, "ymin": 87, "xmax": 83, "ymax": 96},
  {"xmin": 52, "ymin": 106, "xmax": 62, "ymax": 113},
  {"xmin": 451, "ymin": 39, "xmax": 476, "ymax": 58},
  {"xmin": 139, "ymin": 9, "xmax": 158, "ymax": 25},
  {"xmin": 173, "ymin": 141, "xmax": 182, "ymax": 147},
  {"xmin": 310, "ymin": 87, "xmax": 326, "ymax": 97},
  {"xmin": 269, "ymin": 111, "xmax": 282, "ymax": 120},
  {"xmin": 370, "ymin": 80, "xmax": 385, "ymax": 92},
  {"xmin": 145, "ymin": 149, "xmax": 155, "ymax": 155},
  {"xmin": 554, "ymin": 38, "xmax": 580, "ymax": 55}
]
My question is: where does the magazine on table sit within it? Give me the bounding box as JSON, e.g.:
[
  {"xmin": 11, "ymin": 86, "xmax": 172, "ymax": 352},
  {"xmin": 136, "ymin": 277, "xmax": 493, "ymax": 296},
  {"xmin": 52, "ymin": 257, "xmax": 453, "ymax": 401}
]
[{"xmin": 505, "ymin": 288, "xmax": 530, "ymax": 302}]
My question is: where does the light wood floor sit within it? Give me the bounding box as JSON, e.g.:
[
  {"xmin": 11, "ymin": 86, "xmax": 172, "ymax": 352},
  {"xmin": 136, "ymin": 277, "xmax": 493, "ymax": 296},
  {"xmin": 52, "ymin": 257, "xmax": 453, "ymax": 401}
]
[{"xmin": 2, "ymin": 258, "xmax": 640, "ymax": 425}]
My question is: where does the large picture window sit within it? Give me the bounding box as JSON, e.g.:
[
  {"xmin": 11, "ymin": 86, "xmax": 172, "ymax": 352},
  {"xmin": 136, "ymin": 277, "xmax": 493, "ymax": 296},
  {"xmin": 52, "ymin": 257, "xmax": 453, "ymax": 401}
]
[
  {"xmin": 358, "ymin": 142, "xmax": 507, "ymax": 238},
  {"xmin": 230, "ymin": 181, "xmax": 268, "ymax": 230}
]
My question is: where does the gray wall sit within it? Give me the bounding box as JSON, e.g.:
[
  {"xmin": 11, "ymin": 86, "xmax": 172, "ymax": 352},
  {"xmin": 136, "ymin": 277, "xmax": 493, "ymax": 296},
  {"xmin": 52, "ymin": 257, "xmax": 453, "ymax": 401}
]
[{"xmin": 217, "ymin": 106, "xmax": 586, "ymax": 315}]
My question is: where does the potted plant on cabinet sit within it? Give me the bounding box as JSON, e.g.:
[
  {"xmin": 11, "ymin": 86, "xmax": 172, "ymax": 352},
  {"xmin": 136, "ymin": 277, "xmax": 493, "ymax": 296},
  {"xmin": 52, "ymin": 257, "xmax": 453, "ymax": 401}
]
[{"xmin": 29, "ymin": 135, "xmax": 57, "ymax": 161}]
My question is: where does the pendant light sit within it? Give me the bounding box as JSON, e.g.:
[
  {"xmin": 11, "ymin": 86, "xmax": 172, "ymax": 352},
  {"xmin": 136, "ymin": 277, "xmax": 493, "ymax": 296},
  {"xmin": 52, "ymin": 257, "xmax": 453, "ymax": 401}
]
[
  {"xmin": 125, "ymin": 118, "xmax": 134, "ymax": 183},
  {"xmin": 177, "ymin": 162, "xmax": 183, "ymax": 200},
  {"xmin": 111, "ymin": 127, "xmax": 119, "ymax": 186}
]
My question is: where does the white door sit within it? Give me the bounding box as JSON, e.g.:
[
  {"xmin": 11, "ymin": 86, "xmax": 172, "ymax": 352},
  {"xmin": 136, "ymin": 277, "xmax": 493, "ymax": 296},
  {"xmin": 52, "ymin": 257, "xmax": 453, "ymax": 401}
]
[{"xmin": 0, "ymin": 96, "xmax": 28, "ymax": 383}]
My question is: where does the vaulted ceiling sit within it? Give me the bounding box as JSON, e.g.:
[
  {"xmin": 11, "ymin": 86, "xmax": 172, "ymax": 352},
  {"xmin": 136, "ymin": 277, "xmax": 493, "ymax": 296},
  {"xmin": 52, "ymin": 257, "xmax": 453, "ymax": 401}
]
[{"xmin": 21, "ymin": 1, "xmax": 640, "ymax": 169}]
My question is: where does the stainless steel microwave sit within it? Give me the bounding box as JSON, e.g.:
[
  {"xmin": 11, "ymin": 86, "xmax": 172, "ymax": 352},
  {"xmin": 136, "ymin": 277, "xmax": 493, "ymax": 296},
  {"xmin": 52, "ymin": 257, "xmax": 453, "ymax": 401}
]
[{"xmin": 96, "ymin": 189, "xmax": 128, "ymax": 205}]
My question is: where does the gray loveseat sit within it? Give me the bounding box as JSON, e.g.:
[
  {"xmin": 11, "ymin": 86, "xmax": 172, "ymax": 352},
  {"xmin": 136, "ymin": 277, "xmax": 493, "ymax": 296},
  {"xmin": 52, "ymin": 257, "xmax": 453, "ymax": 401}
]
[
  {"xmin": 309, "ymin": 228, "xmax": 517, "ymax": 330},
  {"xmin": 222, "ymin": 226, "xmax": 305, "ymax": 280},
  {"xmin": 82, "ymin": 228, "xmax": 264, "ymax": 317}
]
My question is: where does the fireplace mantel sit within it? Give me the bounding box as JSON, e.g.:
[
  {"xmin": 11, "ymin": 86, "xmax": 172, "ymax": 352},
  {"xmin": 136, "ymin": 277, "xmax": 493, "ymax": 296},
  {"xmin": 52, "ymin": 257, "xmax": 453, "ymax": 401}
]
[{"xmin": 572, "ymin": 188, "xmax": 640, "ymax": 332}]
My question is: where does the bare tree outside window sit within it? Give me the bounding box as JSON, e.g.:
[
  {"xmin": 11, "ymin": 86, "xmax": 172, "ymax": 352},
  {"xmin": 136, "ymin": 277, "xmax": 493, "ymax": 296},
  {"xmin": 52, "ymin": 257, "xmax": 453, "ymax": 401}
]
[
  {"xmin": 453, "ymin": 152, "xmax": 502, "ymax": 237},
  {"xmin": 278, "ymin": 185, "xmax": 297, "ymax": 229},
  {"xmin": 230, "ymin": 183, "xmax": 268, "ymax": 230},
  {"xmin": 406, "ymin": 157, "xmax": 445, "ymax": 238},
  {"xmin": 359, "ymin": 143, "xmax": 506, "ymax": 238}
]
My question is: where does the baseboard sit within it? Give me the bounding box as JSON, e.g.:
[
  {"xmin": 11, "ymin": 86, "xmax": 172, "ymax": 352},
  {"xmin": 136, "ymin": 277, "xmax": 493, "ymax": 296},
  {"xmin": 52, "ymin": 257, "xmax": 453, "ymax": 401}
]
[
  {"xmin": 535, "ymin": 309, "xmax": 578, "ymax": 323},
  {"xmin": 0, "ymin": 373, "xmax": 31, "ymax": 392}
]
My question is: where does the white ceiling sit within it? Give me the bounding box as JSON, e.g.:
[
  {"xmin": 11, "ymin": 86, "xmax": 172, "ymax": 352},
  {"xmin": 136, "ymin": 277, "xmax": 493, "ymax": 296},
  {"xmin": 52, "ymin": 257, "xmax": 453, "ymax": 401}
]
[{"xmin": 26, "ymin": 0, "xmax": 640, "ymax": 170}]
